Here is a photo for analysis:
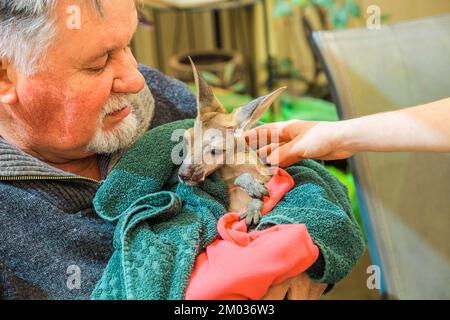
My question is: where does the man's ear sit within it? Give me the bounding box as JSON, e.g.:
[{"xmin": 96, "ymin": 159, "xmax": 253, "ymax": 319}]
[
  {"xmin": 189, "ymin": 57, "xmax": 226, "ymax": 118},
  {"xmin": 0, "ymin": 59, "xmax": 18, "ymax": 105},
  {"xmin": 232, "ymin": 87, "xmax": 286, "ymax": 131}
]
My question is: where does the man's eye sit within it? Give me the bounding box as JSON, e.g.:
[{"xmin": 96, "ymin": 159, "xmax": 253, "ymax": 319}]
[{"xmin": 88, "ymin": 65, "xmax": 106, "ymax": 73}]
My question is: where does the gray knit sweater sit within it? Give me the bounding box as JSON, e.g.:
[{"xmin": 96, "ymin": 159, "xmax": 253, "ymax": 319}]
[{"xmin": 0, "ymin": 65, "xmax": 196, "ymax": 300}]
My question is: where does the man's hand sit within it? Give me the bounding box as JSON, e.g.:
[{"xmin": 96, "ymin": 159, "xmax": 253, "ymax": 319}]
[{"xmin": 245, "ymin": 120, "xmax": 354, "ymax": 167}]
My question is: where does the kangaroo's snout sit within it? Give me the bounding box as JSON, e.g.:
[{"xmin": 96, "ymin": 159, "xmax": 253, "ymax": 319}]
[{"xmin": 178, "ymin": 164, "xmax": 204, "ymax": 186}]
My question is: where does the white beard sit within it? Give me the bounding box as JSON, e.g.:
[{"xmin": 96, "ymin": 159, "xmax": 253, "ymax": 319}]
[
  {"xmin": 86, "ymin": 85, "xmax": 155, "ymax": 156},
  {"xmin": 86, "ymin": 111, "xmax": 139, "ymax": 154},
  {"xmin": 86, "ymin": 92, "xmax": 140, "ymax": 154}
]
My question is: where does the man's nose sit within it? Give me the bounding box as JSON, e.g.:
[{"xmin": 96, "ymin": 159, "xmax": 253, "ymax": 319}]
[{"xmin": 112, "ymin": 53, "xmax": 146, "ymax": 94}]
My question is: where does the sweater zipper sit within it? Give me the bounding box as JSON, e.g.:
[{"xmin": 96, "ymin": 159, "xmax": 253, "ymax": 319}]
[{"xmin": 0, "ymin": 175, "xmax": 101, "ymax": 184}]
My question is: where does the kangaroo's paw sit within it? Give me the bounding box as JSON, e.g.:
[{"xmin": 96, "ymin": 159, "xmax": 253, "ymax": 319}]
[
  {"xmin": 239, "ymin": 198, "xmax": 263, "ymax": 227},
  {"xmin": 234, "ymin": 173, "xmax": 269, "ymax": 200}
]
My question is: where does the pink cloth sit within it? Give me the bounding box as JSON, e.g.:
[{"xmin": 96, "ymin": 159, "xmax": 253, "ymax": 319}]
[{"xmin": 185, "ymin": 168, "xmax": 320, "ymax": 300}]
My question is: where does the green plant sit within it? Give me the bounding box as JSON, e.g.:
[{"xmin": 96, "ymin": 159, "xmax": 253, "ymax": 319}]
[
  {"xmin": 200, "ymin": 63, "xmax": 247, "ymax": 94},
  {"xmin": 273, "ymin": 0, "xmax": 361, "ymax": 29},
  {"xmin": 270, "ymin": 57, "xmax": 330, "ymax": 98},
  {"xmin": 271, "ymin": 1, "xmax": 362, "ymax": 98},
  {"xmin": 260, "ymin": 94, "xmax": 339, "ymax": 123},
  {"xmin": 187, "ymin": 83, "xmax": 253, "ymax": 113}
]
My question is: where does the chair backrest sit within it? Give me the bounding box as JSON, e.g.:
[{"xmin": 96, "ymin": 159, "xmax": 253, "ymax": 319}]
[{"xmin": 312, "ymin": 14, "xmax": 450, "ymax": 299}]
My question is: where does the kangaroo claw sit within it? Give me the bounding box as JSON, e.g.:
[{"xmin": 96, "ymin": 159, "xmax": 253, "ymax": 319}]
[
  {"xmin": 234, "ymin": 173, "xmax": 269, "ymax": 199},
  {"xmin": 239, "ymin": 198, "xmax": 263, "ymax": 227}
]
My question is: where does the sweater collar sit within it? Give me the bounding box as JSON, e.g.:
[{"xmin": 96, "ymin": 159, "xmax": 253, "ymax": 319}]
[{"xmin": 0, "ymin": 137, "xmax": 112, "ymax": 182}]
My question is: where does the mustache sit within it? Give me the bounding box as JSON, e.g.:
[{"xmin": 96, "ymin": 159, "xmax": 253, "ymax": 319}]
[{"xmin": 100, "ymin": 93, "xmax": 137, "ymax": 118}]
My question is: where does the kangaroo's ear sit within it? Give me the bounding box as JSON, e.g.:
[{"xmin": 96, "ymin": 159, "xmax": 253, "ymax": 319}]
[
  {"xmin": 189, "ymin": 57, "xmax": 226, "ymax": 117},
  {"xmin": 232, "ymin": 87, "xmax": 286, "ymax": 130}
]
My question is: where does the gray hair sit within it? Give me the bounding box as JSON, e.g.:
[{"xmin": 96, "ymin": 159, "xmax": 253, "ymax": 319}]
[{"xmin": 0, "ymin": 0, "xmax": 104, "ymax": 76}]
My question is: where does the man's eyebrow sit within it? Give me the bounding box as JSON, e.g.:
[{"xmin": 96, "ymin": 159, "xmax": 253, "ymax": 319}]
[
  {"xmin": 86, "ymin": 47, "xmax": 114, "ymax": 63},
  {"xmin": 85, "ymin": 16, "xmax": 139, "ymax": 63}
]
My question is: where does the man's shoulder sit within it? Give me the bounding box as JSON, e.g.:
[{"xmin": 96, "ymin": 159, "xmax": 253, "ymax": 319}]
[
  {"xmin": 0, "ymin": 181, "xmax": 58, "ymax": 216},
  {"xmin": 0, "ymin": 180, "xmax": 28, "ymax": 198},
  {"xmin": 0, "ymin": 179, "xmax": 114, "ymax": 300},
  {"xmin": 0, "ymin": 179, "xmax": 98, "ymax": 215}
]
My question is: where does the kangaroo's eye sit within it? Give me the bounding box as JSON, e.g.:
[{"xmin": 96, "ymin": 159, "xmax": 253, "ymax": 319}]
[{"xmin": 210, "ymin": 149, "xmax": 222, "ymax": 156}]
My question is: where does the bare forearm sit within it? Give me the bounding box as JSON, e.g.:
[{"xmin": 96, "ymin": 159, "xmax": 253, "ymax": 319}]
[{"xmin": 339, "ymin": 98, "xmax": 450, "ymax": 153}]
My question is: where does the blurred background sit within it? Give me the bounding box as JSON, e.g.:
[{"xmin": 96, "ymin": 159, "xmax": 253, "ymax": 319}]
[{"xmin": 131, "ymin": 0, "xmax": 450, "ymax": 299}]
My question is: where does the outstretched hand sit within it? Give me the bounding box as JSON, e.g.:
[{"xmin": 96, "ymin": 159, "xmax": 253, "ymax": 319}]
[{"xmin": 245, "ymin": 120, "xmax": 354, "ymax": 167}]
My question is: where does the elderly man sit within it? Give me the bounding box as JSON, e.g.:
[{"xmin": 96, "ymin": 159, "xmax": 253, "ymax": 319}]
[{"xmin": 0, "ymin": 0, "xmax": 196, "ymax": 299}]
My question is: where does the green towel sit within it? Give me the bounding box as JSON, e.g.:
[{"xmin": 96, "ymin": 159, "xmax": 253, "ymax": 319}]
[{"xmin": 91, "ymin": 119, "xmax": 365, "ymax": 300}]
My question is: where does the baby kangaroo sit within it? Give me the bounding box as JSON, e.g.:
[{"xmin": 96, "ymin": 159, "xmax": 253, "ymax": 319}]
[{"xmin": 178, "ymin": 58, "xmax": 286, "ymax": 226}]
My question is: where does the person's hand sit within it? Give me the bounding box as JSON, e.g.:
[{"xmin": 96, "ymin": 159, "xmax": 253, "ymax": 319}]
[{"xmin": 245, "ymin": 120, "xmax": 354, "ymax": 167}]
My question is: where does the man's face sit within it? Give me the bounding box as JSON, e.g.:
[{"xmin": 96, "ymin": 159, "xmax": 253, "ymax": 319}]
[{"xmin": 5, "ymin": 0, "xmax": 145, "ymax": 161}]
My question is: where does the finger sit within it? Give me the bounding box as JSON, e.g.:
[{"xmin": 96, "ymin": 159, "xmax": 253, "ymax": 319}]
[
  {"xmin": 277, "ymin": 155, "xmax": 304, "ymax": 168},
  {"xmin": 246, "ymin": 213, "xmax": 253, "ymax": 226},
  {"xmin": 256, "ymin": 184, "xmax": 268, "ymax": 198},
  {"xmin": 254, "ymin": 212, "xmax": 260, "ymax": 225},
  {"xmin": 260, "ymin": 185, "xmax": 269, "ymax": 196},
  {"xmin": 256, "ymin": 142, "xmax": 282, "ymax": 158},
  {"xmin": 272, "ymin": 145, "xmax": 344, "ymax": 165},
  {"xmin": 245, "ymin": 122, "xmax": 278, "ymax": 139},
  {"xmin": 316, "ymin": 151, "xmax": 353, "ymax": 161},
  {"xmin": 245, "ymin": 127, "xmax": 278, "ymax": 149},
  {"xmin": 246, "ymin": 120, "xmax": 311, "ymax": 144},
  {"xmin": 245, "ymin": 124, "xmax": 270, "ymax": 143},
  {"xmin": 267, "ymin": 139, "xmax": 305, "ymax": 168},
  {"xmin": 246, "ymin": 122, "xmax": 291, "ymax": 147}
]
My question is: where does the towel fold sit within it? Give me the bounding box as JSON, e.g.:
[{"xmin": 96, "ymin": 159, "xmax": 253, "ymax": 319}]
[{"xmin": 186, "ymin": 217, "xmax": 319, "ymax": 300}]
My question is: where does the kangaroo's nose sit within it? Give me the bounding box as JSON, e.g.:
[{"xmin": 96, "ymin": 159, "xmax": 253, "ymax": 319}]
[
  {"xmin": 178, "ymin": 165, "xmax": 194, "ymax": 182},
  {"xmin": 178, "ymin": 170, "xmax": 192, "ymax": 182},
  {"xmin": 178, "ymin": 165, "xmax": 202, "ymax": 185}
]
